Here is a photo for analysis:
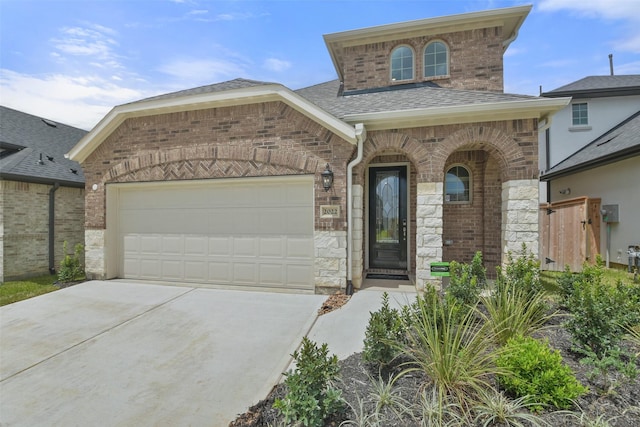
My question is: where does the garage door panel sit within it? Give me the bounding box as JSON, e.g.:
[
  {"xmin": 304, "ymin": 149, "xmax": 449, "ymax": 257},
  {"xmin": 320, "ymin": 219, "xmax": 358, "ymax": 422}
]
[
  {"xmin": 118, "ymin": 177, "xmax": 314, "ymax": 290},
  {"xmin": 209, "ymin": 262, "xmax": 231, "ymax": 282},
  {"xmin": 233, "ymin": 238, "xmax": 257, "ymax": 257},
  {"xmin": 162, "ymin": 236, "xmax": 183, "ymax": 256},
  {"xmin": 161, "ymin": 260, "xmax": 183, "ymax": 280},
  {"xmin": 259, "ymin": 238, "xmax": 284, "ymax": 257},
  {"xmin": 208, "ymin": 237, "xmax": 230, "ymax": 255},
  {"xmin": 234, "ymin": 263, "xmax": 257, "ymax": 283},
  {"xmin": 286, "ymin": 238, "xmax": 314, "ymax": 258},
  {"xmin": 185, "ymin": 237, "xmax": 207, "ymax": 256}
]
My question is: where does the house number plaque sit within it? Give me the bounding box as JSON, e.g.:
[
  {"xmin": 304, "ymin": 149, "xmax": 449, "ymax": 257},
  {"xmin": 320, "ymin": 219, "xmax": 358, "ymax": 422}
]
[{"xmin": 320, "ymin": 205, "xmax": 340, "ymax": 218}]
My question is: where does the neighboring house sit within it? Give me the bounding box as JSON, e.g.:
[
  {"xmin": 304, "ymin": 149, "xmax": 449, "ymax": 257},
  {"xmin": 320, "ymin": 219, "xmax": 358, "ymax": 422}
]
[
  {"xmin": 539, "ymin": 76, "xmax": 640, "ymax": 269},
  {"xmin": 0, "ymin": 106, "xmax": 87, "ymax": 282},
  {"xmin": 67, "ymin": 5, "xmax": 568, "ymax": 293}
]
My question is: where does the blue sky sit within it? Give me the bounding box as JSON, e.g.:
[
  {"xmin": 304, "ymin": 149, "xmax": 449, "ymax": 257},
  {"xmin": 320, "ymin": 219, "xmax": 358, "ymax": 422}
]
[{"xmin": 1, "ymin": 0, "xmax": 639, "ymax": 130}]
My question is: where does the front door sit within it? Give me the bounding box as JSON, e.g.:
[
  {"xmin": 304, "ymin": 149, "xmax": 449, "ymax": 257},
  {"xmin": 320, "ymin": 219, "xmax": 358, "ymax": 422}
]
[{"xmin": 369, "ymin": 165, "xmax": 408, "ymax": 270}]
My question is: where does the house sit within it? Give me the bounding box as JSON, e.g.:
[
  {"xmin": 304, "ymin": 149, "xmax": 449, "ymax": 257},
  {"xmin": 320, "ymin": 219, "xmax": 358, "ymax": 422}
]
[
  {"xmin": 539, "ymin": 75, "xmax": 640, "ymax": 270},
  {"xmin": 0, "ymin": 106, "xmax": 87, "ymax": 282},
  {"xmin": 67, "ymin": 5, "xmax": 568, "ymax": 293}
]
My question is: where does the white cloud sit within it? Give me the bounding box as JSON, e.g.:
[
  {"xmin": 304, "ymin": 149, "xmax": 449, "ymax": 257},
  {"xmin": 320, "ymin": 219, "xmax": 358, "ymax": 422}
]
[
  {"xmin": 0, "ymin": 69, "xmax": 146, "ymax": 130},
  {"xmin": 263, "ymin": 58, "xmax": 292, "ymax": 72},
  {"xmin": 539, "ymin": 0, "xmax": 640, "ymax": 53},
  {"xmin": 538, "ymin": 0, "xmax": 640, "ymax": 21}
]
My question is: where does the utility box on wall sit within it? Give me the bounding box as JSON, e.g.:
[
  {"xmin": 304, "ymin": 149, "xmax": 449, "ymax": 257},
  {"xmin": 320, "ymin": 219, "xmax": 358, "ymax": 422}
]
[{"xmin": 601, "ymin": 204, "xmax": 619, "ymax": 223}]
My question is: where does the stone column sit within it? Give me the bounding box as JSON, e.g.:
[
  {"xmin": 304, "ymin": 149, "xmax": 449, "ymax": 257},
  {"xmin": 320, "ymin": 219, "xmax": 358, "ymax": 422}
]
[
  {"xmin": 416, "ymin": 182, "xmax": 443, "ymax": 289},
  {"xmin": 314, "ymin": 230, "xmax": 347, "ymax": 293},
  {"xmin": 502, "ymin": 179, "xmax": 539, "ymax": 262},
  {"xmin": 84, "ymin": 229, "xmax": 106, "ymax": 279},
  {"xmin": 351, "ymin": 184, "xmax": 364, "ymax": 288}
]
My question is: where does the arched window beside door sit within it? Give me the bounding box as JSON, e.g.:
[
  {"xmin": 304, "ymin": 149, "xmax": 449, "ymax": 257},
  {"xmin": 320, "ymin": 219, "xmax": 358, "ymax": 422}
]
[{"xmin": 445, "ymin": 165, "xmax": 471, "ymax": 203}]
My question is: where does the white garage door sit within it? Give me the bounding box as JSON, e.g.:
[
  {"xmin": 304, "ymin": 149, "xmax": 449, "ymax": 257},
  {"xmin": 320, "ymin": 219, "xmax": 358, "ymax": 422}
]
[{"xmin": 115, "ymin": 176, "xmax": 314, "ymax": 291}]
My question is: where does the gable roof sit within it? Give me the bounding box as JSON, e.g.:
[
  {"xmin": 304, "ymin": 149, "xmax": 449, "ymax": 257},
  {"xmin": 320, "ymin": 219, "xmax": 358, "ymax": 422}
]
[
  {"xmin": 67, "ymin": 78, "xmax": 360, "ymax": 163},
  {"xmin": 542, "ymin": 75, "xmax": 640, "ymax": 99},
  {"xmin": 541, "ymin": 110, "xmax": 640, "ymax": 181},
  {"xmin": 296, "ymin": 79, "xmax": 569, "ymax": 130},
  {"xmin": 324, "ymin": 5, "xmax": 532, "ymax": 83},
  {"xmin": 0, "ymin": 106, "xmax": 87, "ymax": 187}
]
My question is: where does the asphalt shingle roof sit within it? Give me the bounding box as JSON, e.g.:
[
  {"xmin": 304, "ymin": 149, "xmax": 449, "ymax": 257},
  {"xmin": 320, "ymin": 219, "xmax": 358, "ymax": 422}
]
[
  {"xmin": 0, "ymin": 106, "xmax": 87, "ymax": 186},
  {"xmin": 542, "ymin": 75, "xmax": 640, "ymax": 97},
  {"xmin": 542, "ymin": 110, "xmax": 640, "ymax": 179},
  {"xmin": 295, "ymin": 79, "xmax": 537, "ymax": 118},
  {"xmin": 130, "ymin": 78, "xmax": 278, "ymax": 104}
]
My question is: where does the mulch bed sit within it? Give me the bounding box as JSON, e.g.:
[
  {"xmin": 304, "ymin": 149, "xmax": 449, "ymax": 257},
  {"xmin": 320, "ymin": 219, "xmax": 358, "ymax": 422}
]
[{"xmin": 230, "ymin": 300, "xmax": 640, "ymax": 427}]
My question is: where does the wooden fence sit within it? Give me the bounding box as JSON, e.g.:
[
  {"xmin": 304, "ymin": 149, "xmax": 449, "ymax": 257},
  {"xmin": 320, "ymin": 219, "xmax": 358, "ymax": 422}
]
[{"xmin": 539, "ymin": 197, "xmax": 601, "ymax": 272}]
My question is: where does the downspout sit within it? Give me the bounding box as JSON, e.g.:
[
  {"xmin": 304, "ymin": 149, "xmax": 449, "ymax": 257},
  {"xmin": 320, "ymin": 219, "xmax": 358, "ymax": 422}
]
[
  {"xmin": 538, "ymin": 116, "xmax": 553, "ymax": 203},
  {"xmin": 49, "ymin": 182, "xmax": 60, "ymax": 274},
  {"xmin": 346, "ymin": 123, "xmax": 366, "ymax": 295}
]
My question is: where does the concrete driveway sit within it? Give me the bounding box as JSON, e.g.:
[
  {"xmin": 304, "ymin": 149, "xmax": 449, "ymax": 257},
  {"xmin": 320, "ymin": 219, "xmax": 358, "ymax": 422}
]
[{"xmin": 0, "ymin": 280, "xmax": 326, "ymax": 426}]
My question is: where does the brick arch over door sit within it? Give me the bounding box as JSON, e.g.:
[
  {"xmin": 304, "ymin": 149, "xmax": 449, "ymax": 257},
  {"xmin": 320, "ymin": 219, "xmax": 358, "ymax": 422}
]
[
  {"xmin": 432, "ymin": 126, "xmax": 526, "ymax": 182},
  {"xmin": 353, "ymin": 131, "xmax": 429, "ymax": 183}
]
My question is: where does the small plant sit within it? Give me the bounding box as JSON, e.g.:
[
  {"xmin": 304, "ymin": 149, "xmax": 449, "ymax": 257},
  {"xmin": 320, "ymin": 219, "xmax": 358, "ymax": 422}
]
[
  {"xmin": 580, "ymin": 347, "xmax": 638, "ymax": 394},
  {"xmin": 496, "ymin": 335, "xmax": 587, "ymax": 411},
  {"xmin": 362, "ymin": 292, "xmax": 406, "ymax": 367},
  {"xmin": 416, "ymin": 387, "xmax": 463, "ymax": 427},
  {"xmin": 564, "ymin": 261, "xmax": 636, "ymax": 358},
  {"xmin": 339, "ymin": 394, "xmax": 380, "ymax": 427},
  {"xmin": 473, "ymin": 389, "xmax": 549, "ymax": 427},
  {"xmin": 399, "ymin": 286, "xmax": 501, "ymax": 414},
  {"xmin": 273, "ymin": 337, "xmax": 344, "ymax": 427},
  {"xmin": 496, "ymin": 244, "xmax": 543, "ymax": 297},
  {"xmin": 623, "ymin": 324, "xmax": 640, "ymax": 357},
  {"xmin": 367, "ymin": 373, "xmax": 412, "ymax": 420},
  {"xmin": 446, "ymin": 251, "xmax": 486, "ymax": 309},
  {"xmin": 480, "ymin": 280, "xmax": 553, "ymax": 346},
  {"xmin": 58, "ymin": 241, "xmax": 84, "ymax": 283}
]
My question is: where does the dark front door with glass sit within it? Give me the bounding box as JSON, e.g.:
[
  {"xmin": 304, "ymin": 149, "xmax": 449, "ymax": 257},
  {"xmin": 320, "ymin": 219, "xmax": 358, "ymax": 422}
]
[{"xmin": 369, "ymin": 166, "xmax": 408, "ymax": 270}]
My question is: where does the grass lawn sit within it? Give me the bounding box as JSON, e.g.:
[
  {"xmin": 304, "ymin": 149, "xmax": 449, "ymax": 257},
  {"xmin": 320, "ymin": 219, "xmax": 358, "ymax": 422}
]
[
  {"xmin": 541, "ymin": 265, "xmax": 637, "ymax": 294},
  {"xmin": 0, "ymin": 275, "xmax": 59, "ymax": 306}
]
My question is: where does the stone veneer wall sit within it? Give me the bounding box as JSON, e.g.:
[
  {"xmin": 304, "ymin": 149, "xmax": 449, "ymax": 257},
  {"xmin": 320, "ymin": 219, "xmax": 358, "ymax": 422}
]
[
  {"xmin": 351, "ymin": 184, "xmax": 364, "ymax": 288},
  {"xmin": 502, "ymin": 179, "xmax": 540, "ymax": 260},
  {"xmin": 0, "ymin": 180, "xmax": 84, "ymax": 282},
  {"xmin": 416, "ymin": 182, "xmax": 444, "ymax": 288},
  {"xmin": 314, "ymin": 230, "xmax": 347, "ymax": 293}
]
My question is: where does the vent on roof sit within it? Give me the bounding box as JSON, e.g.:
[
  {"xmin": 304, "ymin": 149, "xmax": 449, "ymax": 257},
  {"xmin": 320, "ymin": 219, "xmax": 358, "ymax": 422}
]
[
  {"xmin": 70, "ymin": 168, "xmax": 78, "ymax": 174},
  {"xmin": 46, "ymin": 155, "xmax": 54, "ymax": 162},
  {"xmin": 42, "ymin": 119, "xmax": 58, "ymax": 128}
]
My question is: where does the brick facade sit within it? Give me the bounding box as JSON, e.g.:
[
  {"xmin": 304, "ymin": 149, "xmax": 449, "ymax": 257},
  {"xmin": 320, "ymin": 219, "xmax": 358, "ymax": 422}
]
[
  {"xmin": 0, "ymin": 180, "xmax": 84, "ymax": 282},
  {"xmin": 342, "ymin": 26, "xmax": 504, "ymax": 93}
]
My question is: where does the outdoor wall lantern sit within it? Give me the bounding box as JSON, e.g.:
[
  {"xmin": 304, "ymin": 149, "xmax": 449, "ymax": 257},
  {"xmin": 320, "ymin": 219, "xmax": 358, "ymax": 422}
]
[{"xmin": 321, "ymin": 163, "xmax": 334, "ymax": 191}]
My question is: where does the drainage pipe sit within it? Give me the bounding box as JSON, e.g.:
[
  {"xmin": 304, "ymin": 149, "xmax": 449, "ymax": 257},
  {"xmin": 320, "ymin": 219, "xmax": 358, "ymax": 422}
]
[
  {"xmin": 346, "ymin": 123, "xmax": 366, "ymax": 295},
  {"xmin": 49, "ymin": 182, "xmax": 60, "ymax": 274}
]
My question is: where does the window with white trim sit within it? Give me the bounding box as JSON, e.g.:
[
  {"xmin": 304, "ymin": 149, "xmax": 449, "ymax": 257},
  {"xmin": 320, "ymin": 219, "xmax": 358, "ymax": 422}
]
[
  {"xmin": 424, "ymin": 41, "xmax": 448, "ymax": 78},
  {"xmin": 390, "ymin": 46, "xmax": 414, "ymax": 81},
  {"xmin": 572, "ymin": 103, "xmax": 588, "ymax": 126},
  {"xmin": 445, "ymin": 165, "xmax": 471, "ymax": 203}
]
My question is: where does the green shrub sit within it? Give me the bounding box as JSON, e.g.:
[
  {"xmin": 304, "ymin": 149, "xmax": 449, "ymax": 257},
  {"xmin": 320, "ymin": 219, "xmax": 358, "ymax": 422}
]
[
  {"xmin": 446, "ymin": 251, "xmax": 486, "ymax": 308},
  {"xmin": 496, "ymin": 244, "xmax": 543, "ymax": 297},
  {"xmin": 564, "ymin": 261, "xmax": 639, "ymax": 358},
  {"xmin": 497, "ymin": 336, "xmax": 587, "ymax": 411},
  {"xmin": 362, "ymin": 292, "xmax": 406, "ymax": 367},
  {"xmin": 274, "ymin": 337, "xmax": 343, "ymax": 427},
  {"xmin": 580, "ymin": 347, "xmax": 638, "ymax": 394},
  {"xmin": 400, "ymin": 286, "xmax": 500, "ymax": 412},
  {"xmin": 480, "ymin": 280, "xmax": 553, "ymax": 346},
  {"xmin": 58, "ymin": 241, "xmax": 84, "ymax": 283}
]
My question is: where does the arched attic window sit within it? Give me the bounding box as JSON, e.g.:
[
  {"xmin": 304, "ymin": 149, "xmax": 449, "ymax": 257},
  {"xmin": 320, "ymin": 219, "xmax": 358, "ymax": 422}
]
[
  {"xmin": 445, "ymin": 165, "xmax": 471, "ymax": 203},
  {"xmin": 424, "ymin": 41, "xmax": 449, "ymax": 78},
  {"xmin": 390, "ymin": 45, "xmax": 414, "ymax": 82}
]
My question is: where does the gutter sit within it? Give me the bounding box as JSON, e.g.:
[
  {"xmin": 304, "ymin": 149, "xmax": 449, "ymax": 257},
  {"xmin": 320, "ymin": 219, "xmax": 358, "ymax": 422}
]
[
  {"xmin": 49, "ymin": 182, "xmax": 60, "ymax": 274},
  {"xmin": 346, "ymin": 123, "xmax": 367, "ymax": 295}
]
